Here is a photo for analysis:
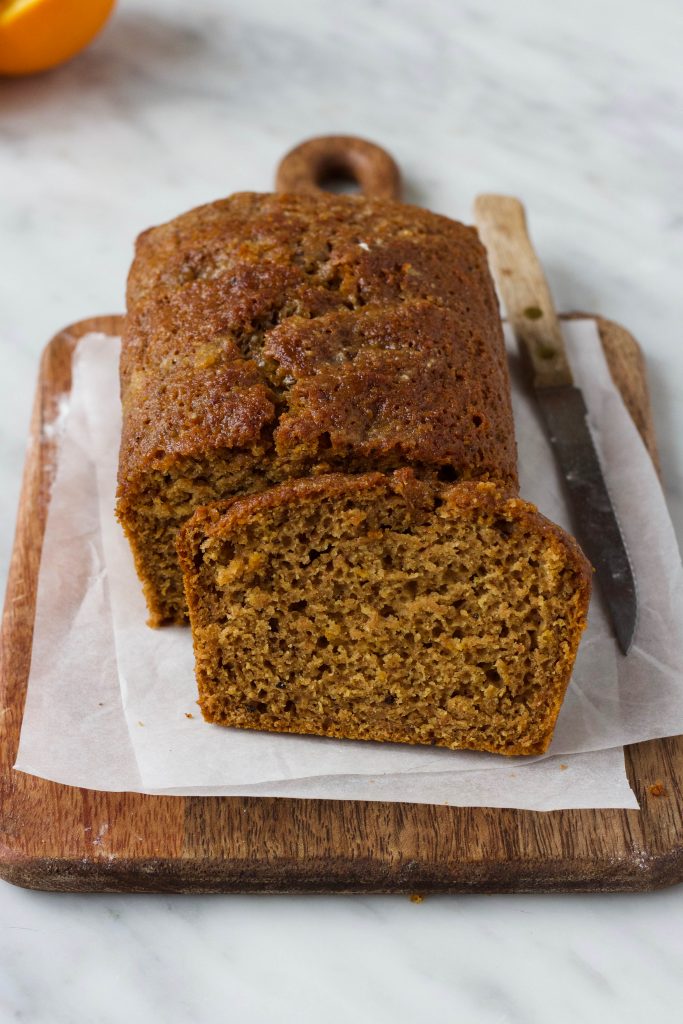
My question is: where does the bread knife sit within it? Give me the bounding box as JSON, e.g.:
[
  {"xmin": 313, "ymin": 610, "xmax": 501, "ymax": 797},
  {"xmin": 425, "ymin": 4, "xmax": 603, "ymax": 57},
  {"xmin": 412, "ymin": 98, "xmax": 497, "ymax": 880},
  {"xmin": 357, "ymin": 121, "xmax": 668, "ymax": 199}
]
[{"xmin": 474, "ymin": 194, "xmax": 637, "ymax": 655}]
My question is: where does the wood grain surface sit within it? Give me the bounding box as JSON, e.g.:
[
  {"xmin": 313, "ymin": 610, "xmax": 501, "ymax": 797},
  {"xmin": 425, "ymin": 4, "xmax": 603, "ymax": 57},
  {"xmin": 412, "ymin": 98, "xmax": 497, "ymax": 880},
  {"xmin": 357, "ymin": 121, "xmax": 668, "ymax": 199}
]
[
  {"xmin": 473, "ymin": 194, "xmax": 574, "ymax": 390},
  {"xmin": 0, "ymin": 314, "xmax": 681, "ymax": 894},
  {"xmin": 276, "ymin": 135, "xmax": 402, "ymax": 199}
]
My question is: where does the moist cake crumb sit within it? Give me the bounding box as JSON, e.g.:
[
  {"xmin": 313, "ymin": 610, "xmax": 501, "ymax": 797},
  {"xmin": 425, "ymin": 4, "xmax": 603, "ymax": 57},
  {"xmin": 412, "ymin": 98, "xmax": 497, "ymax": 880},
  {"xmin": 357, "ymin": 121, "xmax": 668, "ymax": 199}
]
[{"xmin": 177, "ymin": 470, "xmax": 591, "ymax": 756}]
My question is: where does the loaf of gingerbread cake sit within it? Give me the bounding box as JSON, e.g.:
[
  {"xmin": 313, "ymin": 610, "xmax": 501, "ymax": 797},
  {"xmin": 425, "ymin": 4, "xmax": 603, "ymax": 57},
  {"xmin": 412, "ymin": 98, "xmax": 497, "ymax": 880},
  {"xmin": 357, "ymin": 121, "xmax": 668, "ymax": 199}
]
[
  {"xmin": 117, "ymin": 192, "xmax": 518, "ymax": 624},
  {"xmin": 118, "ymin": 190, "xmax": 591, "ymax": 755}
]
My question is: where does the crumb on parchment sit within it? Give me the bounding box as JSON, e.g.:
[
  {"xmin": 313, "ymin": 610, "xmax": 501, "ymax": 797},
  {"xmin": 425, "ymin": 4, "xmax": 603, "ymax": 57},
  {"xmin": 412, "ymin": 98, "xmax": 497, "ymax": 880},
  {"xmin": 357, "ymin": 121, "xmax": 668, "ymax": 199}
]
[{"xmin": 409, "ymin": 893, "xmax": 425, "ymax": 904}]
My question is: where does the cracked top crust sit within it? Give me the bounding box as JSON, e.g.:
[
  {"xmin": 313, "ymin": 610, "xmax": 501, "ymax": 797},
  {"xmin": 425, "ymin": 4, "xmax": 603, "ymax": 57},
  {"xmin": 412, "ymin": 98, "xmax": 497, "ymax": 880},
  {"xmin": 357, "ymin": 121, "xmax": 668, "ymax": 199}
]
[{"xmin": 118, "ymin": 191, "xmax": 517, "ymax": 497}]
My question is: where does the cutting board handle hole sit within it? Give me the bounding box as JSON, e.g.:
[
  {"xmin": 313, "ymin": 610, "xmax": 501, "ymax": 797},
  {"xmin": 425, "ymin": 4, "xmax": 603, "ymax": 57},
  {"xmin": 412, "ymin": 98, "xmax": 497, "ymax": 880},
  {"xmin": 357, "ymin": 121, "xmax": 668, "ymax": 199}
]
[{"xmin": 276, "ymin": 135, "xmax": 402, "ymax": 201}]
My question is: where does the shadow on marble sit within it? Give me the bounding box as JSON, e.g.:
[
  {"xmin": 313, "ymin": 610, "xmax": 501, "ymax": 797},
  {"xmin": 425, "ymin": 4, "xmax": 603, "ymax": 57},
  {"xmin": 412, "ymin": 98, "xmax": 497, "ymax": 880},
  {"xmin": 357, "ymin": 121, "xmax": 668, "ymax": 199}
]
[{"xmin": 0, "ymin": 9, "xmax": 223, "ymax": 115}]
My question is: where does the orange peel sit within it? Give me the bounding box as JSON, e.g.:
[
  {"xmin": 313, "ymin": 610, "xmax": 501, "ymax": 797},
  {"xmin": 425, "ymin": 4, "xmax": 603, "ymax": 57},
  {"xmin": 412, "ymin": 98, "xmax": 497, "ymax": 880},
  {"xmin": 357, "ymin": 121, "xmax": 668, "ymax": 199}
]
[{"xmin": 0, "ymin": 0, "xmax": 116, "ymax": 76}]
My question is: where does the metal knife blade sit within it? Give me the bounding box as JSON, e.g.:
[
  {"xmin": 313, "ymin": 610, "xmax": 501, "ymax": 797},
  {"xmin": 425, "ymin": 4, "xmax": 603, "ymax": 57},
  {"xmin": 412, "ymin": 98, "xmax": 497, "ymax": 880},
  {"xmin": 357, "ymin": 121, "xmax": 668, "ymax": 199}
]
[
  {"xmin": 536, "ymin": 385, "xmax": 637, "ymax": 654},
  {"xmin": 473, "ymin": 193, "xmax": 638, "ymax": 654}
]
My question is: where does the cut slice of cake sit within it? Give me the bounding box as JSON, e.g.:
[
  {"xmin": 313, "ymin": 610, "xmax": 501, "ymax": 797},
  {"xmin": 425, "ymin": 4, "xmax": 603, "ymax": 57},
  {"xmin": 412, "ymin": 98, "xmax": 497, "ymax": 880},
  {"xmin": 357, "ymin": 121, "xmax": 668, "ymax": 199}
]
[{"xmin": 177, "ymin": 469, "xmax": 591, "ymax": 755}]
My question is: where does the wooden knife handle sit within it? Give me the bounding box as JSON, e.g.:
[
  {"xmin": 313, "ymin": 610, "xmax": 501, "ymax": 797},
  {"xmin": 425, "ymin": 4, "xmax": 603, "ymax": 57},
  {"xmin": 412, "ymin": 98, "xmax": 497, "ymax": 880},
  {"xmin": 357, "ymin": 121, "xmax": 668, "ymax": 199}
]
[
  {"xmin": 276, "ymin": 135, "xmax": 402, "ymax": 201},
  {"xmin": 473, "ymin": 194, "xmax": 573, "ymax": 390}
]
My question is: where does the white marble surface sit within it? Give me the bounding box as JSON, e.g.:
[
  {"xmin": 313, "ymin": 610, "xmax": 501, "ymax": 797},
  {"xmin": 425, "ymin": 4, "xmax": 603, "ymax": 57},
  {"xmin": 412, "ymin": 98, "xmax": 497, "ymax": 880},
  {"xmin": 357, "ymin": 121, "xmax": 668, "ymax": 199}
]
[{"xmin": 1, "ymin": 0, "xmax": 683, "ymax": 1019}]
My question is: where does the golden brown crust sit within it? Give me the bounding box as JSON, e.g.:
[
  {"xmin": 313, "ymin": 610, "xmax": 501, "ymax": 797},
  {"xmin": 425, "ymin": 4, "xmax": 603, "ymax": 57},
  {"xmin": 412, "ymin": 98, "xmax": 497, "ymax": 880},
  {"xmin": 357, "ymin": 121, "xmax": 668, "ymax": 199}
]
[{"xmin": 118, "ymin": 191, "xmax": 517, "ymax": 499}]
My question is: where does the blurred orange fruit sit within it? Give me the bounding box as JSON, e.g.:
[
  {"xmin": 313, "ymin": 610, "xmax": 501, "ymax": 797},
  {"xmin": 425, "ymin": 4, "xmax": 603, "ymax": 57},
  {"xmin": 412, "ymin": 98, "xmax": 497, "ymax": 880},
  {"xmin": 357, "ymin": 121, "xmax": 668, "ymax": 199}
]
[{"xmin": 0, "ymin": 0, "xmax": 116, "ymax": 76}]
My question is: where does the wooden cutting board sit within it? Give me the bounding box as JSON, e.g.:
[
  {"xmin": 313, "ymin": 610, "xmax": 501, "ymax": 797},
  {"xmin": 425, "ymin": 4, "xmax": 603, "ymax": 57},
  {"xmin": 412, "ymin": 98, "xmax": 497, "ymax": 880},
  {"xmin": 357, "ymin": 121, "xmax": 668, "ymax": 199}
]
[{"xmin": 1, "ymin": 311, "xmax": 681, "ymax": 893}]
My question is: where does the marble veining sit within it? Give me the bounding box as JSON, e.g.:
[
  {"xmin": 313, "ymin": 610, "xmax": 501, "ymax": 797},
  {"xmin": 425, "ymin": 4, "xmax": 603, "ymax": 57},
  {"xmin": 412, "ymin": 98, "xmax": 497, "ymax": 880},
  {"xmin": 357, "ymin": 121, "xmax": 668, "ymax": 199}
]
[{"xmin": 1, "ymin": 0, "xmax": 682, "ymax": 1020}]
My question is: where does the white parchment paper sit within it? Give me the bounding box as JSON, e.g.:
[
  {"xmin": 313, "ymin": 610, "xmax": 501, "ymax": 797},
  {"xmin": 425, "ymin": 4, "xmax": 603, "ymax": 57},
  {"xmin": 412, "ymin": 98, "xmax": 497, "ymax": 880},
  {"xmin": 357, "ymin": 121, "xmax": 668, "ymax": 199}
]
[{"xmin": 14, "ymin": 320, "xmax": 683, "ymax": 808}]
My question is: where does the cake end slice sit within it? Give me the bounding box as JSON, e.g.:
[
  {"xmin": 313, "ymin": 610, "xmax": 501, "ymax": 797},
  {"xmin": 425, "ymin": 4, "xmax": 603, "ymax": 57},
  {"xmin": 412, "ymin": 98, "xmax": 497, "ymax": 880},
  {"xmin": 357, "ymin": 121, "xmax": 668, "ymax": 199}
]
[{"xmin": 177, "ymin": 470, "xmax": 591, "ymax": 756}]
